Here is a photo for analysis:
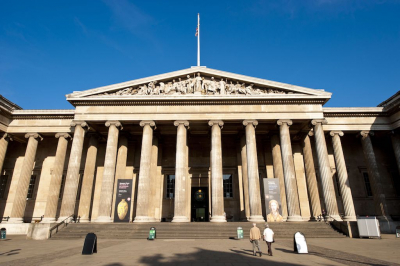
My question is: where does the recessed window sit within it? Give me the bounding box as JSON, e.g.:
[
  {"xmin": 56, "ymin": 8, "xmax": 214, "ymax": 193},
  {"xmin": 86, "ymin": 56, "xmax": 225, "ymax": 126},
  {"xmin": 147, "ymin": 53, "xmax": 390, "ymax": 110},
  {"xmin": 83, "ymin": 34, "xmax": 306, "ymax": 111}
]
[
  {"xmin": 0, "ymin": 175, "xmax": 8, "ymax": 199},
  {"xmin": 363, "ymin": 172, "xmax": 373, "ymax": 197},
  {"xmin": 223, "ymin": 174, "xmax": 233, "ymax": 198},
  {"xmin": 166, "ymin": 175, "xmax": 175, "ymax": 199},
  {"xmin": 26, "ymin": 175, "xmax": 37, "ymax": 199}
]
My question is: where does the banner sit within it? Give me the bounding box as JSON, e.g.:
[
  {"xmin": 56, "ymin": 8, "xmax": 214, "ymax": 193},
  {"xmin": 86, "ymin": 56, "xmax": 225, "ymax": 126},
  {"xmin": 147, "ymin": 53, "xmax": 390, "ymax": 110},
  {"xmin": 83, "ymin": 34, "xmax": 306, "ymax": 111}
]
[
  {"xmin": 114, "ymin": 179, "xmax": 132, "ymax": 223},
  {"xmin": 263, "ymin": 178, "xmax": 283, "ymax": 222}
]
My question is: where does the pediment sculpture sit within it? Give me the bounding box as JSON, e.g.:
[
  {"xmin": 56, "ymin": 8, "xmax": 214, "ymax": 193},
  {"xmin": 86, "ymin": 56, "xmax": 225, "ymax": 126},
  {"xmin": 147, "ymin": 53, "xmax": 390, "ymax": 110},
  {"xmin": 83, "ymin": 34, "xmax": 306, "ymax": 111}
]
[{"xmin": 92, "ymin": 73, "xmax": 290, "ymax": 97}]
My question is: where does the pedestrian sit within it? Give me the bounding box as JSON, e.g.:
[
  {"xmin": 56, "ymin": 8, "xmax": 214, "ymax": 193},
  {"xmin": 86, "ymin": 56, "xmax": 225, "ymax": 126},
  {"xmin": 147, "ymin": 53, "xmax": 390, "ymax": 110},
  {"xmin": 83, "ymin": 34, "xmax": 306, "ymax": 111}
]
[
  {"xmin": 263, "ymin": 223, "xmax": 274, "ymax": 256},
  {"xmin": 249, "ymin": 223, "xmax": 262, "ymax": 257}
]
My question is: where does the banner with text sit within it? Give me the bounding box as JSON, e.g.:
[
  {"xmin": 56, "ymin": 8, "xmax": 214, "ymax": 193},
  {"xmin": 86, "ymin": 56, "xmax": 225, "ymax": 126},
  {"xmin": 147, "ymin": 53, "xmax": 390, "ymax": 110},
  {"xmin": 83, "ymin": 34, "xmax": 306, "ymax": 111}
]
[
  {"xmin": 263, "ymin": 178, "xmax": 283, "ymax": 222},
  {"xmin": 114, "ymin": 179, "xmax": 132, "ymax": 223}
]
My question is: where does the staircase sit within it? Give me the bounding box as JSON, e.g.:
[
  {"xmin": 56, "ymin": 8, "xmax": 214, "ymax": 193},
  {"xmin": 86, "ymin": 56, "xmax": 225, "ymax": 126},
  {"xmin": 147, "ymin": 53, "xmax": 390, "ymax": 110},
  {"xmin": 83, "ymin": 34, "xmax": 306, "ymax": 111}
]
[{"xmin": 50, "ymin": 222, "xmax": 346, "ymax": 240}]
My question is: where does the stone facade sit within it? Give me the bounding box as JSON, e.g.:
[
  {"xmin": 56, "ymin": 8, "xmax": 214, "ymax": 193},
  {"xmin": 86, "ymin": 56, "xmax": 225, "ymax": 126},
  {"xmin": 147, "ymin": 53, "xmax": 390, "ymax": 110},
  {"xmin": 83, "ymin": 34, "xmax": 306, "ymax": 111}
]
[{"xmin": 0, "ymin": 67, "xmax": 399, "ymax": 232}]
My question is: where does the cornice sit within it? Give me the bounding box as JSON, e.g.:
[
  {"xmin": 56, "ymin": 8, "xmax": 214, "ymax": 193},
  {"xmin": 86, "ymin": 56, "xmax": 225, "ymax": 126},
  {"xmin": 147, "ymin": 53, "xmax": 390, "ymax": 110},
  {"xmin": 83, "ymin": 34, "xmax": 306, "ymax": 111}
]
[
  {"xmin": 11, "ymin": 109, "xmax": 75, "ymax": 120},
  {"xmin": 323, "ymin": 107, "xmax": 386, "ymax": 117}
]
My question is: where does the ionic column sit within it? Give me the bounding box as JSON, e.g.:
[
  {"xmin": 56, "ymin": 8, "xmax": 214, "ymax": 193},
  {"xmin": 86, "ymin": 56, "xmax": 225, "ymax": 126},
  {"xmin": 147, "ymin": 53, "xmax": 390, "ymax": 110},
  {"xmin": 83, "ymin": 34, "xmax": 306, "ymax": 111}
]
[
  {"xmin": 172, "ymin": 120, "xmax": 190, "ymax": 222},
  {"xmin": 301, "ymin": 132, "xmax": 322, "ymax": 220},
  {"xmin": 9, "ymin": 133, "xmax": 42, "ymax": 223},
  {"xmin": 271, "ymin": 134, "xmax": 288, "ymax": 220},
  {"xmin": 360, "ymin": 131, "xmax": 391, "ymax": 219},
  {"xmin": 59, "ymin": 121, "xmax": 88, "ymax": 221},
  {"xmin": 243, "ymin": 120, "xmax": 264, "ymax": 222},
  {"xmin": 78, "ymin": 133, "xmax": 100, "ymax": 222},
  {"xmin": 115, "ymin": 134, "xmax": 128, "ymax": 180},
  {"xmin": 43, "ymin": 133, "xmax": 71, "ymax": 223},
  {"xmin": 134, "ymin": 120, "xmax": 157, "ymax": 222},
  {"xmin": 240, "ymin": 135, "xmax": 250, "ymax": 220},
  {"xmin": 208, "ymin": 120, "xmax": 226, "ymax": 222},
  {"xmin": 390, "ymin": 133, "xmax": 400, "ymax": 177},
  {"xmin": 96, "ymin": 121, "xmax": 122, "ymax": 222},
  {"xmin": 277, "ymin": 120, "xmax": 302, "ymax": 221},
  {"xmin": 330, "ymin": 131, "xmax": 356, "ymax": 221},
  {"xmin": 0, "ymin": 133, "xmax": 12, "ymax": 175},
  {"xmin": 311, "ymin": 120, "xmax": 341, "ymax": 221}
]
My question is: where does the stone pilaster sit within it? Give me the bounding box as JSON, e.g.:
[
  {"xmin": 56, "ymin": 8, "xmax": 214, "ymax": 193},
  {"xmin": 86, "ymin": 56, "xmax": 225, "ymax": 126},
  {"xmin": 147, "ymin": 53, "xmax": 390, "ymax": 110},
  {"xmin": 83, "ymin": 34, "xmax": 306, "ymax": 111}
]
[
  {"xmin": 96, "ymin": 121, "xmax": 122, "ymax": 222},
  {"xmin": 78, "ymin": 133, "xmax": 100, "ymax": 222},
  {"xmin": 59, "ymin": 121, "xmax": 88, "ymax": 221},
  {"xmin": 311, "ymin": 120, "xmax": 341, "ymax": 221},
  {"xmin": 208, "ymin": 120, "xmax": 226, "ymax": 222},
  {"xmin": 243, "ymin": 120, "xmax": 264, "ymax": 222},
  {"xmin": 43, "ymin": 133, "xmax": 71, "ymax": 223},
  {"xmin": 0, "ymin": 133, "xmax": 12, "ymax": 175},
  {"xmin": 360, "ymin": 131, "xmax": 391, "ymax": 219},
  {"xmin": 172, "ymin": 120, "xmax": 190, "ymax": 222},
  {"xmin": 270, "ymin": 134, "xmax": 288, "ymax": 220},
  {"xmin": 390, "ymin": 133, "xmax": 400, "ymax": 178},
  {"xmin": 277, "ymin": 120, "xmax": 302, "ymax": 221},
  {"xmin": 240, "ymin": 135, "xmax": 250, "ymax": 220},
  {"xmin": 134, "ymin": 120, "xmax": 157, "ymax": 222},
  {"xmin": 330, "ymin": 131, "xmax": 356, "ymax": 221},
  {"xmin": 9, "ymin": 133, "xmax": 42, "ymax": 223},
  {"xmin": 301, "ymin": 132, "xmax": 322, "ymax": 220}
]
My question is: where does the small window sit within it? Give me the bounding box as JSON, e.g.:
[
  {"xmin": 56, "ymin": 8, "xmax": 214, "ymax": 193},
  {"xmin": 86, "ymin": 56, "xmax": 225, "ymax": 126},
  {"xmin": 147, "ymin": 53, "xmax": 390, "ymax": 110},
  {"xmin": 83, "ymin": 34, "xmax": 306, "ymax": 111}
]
[
  {"xmin": 363, "ymin": 172, "xmax": 373, "ymax": 197},
  {"xmin": 26, "ymin": 175, "xmax": 37, "ymax": 199},
  {"xmin": 59, "ymin": 174, "xmax": 66, "ymax": 199},
  {"xmin": 166, "ymin": 175, "xmax": 175, "ymax": 199},
  {"xmin": 0, "ymin": 175, "xmax": 8, "ymax": 199},
  {"xmin": 223, "ymin": 174, "xmax": 233, "ymax": 198}
]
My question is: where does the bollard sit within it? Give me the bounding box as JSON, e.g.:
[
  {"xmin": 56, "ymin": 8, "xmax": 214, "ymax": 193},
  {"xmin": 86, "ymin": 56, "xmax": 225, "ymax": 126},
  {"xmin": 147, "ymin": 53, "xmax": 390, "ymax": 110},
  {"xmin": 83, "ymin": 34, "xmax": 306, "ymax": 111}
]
[
  {"xmin": 237, "ymin": 227, "xmax": 243, "ymax": 239},
  {"xmin": 0, "ymin": 228, "xmax": 6, "ymax": 240},
  {"xmin": 148, "ymin": 227, "xmax": 156, "ymax": 240}
]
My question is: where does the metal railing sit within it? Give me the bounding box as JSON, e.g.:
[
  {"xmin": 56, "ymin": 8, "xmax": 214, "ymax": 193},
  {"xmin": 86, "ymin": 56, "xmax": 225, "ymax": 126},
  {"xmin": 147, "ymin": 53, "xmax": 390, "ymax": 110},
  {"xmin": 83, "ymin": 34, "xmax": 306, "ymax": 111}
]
[
  {"xmin": 1, "ymin": 216, "xmax": 10, "ymax": 222},
  {"xmin": 49, "ymin": 215, "xmax": 74, "ymax": 238}
]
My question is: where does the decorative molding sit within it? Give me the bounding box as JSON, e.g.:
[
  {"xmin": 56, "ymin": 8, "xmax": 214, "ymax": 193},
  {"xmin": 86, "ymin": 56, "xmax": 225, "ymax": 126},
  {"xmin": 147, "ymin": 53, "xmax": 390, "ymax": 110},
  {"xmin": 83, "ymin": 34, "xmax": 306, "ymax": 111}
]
[
  {"xmin": 25, "ymin": 133, "xmax": 43, "ymax": 141},
  {"xmin": 323, "ymin": 107, "xmax": 386, "ymax": 117},
  {"xmin": 173, "ymin": 120, "xmax": 190, "ymax": 127},
  {"xmin": 329, "ymin": 131, "xmax": 344, "ymax": 137},
  {"xmin": 277, "ymin": 119, "xmax": 293, "ymax": 126}
]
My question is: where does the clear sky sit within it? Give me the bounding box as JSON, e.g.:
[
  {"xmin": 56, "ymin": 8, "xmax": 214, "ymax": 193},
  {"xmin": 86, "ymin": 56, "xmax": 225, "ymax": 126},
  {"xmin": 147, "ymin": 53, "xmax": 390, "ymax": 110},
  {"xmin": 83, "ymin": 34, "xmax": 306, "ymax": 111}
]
[{"xmin": 1, "ymin": 0, "xmax": 399, "ymax": 109}]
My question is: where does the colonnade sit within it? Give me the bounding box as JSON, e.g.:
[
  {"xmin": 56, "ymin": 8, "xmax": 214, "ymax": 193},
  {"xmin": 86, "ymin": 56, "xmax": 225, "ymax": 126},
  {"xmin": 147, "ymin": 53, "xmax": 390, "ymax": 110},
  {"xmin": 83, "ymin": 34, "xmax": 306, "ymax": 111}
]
[{"xmin": 1, "ymin": 118, "xmax": 397, "ymax": 223}]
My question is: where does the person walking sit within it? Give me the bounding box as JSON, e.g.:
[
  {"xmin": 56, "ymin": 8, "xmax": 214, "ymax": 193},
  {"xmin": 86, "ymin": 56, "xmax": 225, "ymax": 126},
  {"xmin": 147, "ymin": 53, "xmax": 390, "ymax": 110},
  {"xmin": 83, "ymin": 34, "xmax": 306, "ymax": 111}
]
[
  {"xmin": 249, "ymin": 223, "xmax": 262, "ymax": 257},
  {"xmin": 263, "ymin": 223, "xmax": 274, "ymax": 256}
]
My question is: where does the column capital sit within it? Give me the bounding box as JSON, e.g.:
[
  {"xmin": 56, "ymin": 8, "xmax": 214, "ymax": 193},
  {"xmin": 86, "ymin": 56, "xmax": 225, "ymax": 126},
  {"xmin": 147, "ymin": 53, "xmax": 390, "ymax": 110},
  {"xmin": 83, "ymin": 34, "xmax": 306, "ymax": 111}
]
[
  {"xmin": 105, "ymin": 120, "xmax": 123, "ymax": 130},
  {"xmin": 174, "ymin": 120, "xmax": 189, "ymax": 128},
  {"xmin": 308, "ymin": 131, "xmax": 314, "ymax": 137},
  {"xmin": 360, "ymin": 131, "xmax": 374, "ymax": 138},
  {"xmin": 208, "ymin": 120, "xmax": 224, "ymax": 128},
  {"xmin": 310, "ymin": 119, "xmax": 327, "ymax": 126},
  {"xmin": 277, "ymin": 119, "xmax": 292, "ymax": 126},
  {"xmin": 55, "ymin": 133, "xmax": 72, "ymax": 140},
  {"xmin": 24, "ymin": 133, "xmax": 43, "ymax": 141},
  {"xmin": 243, "ymin": 120, "xmax": 258, "ymax": 127},
  {"xmin": 139, "ymin": 120, "xmax": 156, "ymax": 128},
  {"xmin": 1, "ymin": 133, "xmax": 13, "ymax": 141},
  {"xmin": 70, "ymin": 120, "xmax": 89, "ymax": 129},
  {"xmin": 330, "ymin": 131, "xmax": 344, "ymax": 137}
]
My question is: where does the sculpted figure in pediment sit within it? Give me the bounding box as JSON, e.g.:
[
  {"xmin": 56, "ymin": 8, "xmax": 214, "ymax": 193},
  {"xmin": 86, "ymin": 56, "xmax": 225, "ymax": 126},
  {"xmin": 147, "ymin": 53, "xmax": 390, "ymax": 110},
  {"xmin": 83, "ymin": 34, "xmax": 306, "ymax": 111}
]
[
  {"xmin": 195, "ymin": 73, "xmax": 202, "ymax": 93},
  {"xmin": 186, "ymin": 75, "xmax": 194, "ymax": 93},
  {"xmin": 219, "ymin": 78, "xmax": 226, "ymax": 95}
]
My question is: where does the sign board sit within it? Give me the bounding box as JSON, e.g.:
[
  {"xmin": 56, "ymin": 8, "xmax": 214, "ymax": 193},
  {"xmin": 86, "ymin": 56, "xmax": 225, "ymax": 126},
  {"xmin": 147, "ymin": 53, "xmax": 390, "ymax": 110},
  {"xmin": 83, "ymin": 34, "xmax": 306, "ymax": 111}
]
[
  {"xmin": 113, "ymin": 179, "xmax": 132, "ymax": 223},
  {"xmin": 82, "ymin": 233, "xmax": 97, "ymax": 255},
  {"xmin": 294, "ymin": 232, "xmax": 308, "ymax": 254},
  {"xmin": 357, "ymin": 217, "xmax": 381, "ymax": 238},
  {"xmin": 263, "ymin": 179, "xmax": 283, "ymax": 222}
]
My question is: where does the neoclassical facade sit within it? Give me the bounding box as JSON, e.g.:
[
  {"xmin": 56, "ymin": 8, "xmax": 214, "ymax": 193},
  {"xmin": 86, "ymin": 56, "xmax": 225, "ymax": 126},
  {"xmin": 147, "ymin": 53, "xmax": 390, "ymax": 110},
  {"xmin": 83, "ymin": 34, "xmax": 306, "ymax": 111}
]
[{"xmin": 0, "ymin": 67, "xmax": 399, "ymax": 233}]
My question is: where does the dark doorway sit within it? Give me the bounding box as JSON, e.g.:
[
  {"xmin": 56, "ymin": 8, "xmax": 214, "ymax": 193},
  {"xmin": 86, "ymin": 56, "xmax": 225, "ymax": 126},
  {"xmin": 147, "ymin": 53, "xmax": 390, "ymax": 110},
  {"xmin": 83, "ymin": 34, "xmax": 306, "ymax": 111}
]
[{"xmin": 191, "ymin": 187, "xmax": 209, "ymax": 222}]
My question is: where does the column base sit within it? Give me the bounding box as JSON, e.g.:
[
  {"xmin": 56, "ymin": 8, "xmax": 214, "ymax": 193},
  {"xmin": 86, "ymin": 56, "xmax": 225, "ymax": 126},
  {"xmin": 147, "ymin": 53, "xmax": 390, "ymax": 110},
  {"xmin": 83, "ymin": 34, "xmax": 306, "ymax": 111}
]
[
  {"xmin": 94, "ymin": 216, "xmax": 113, "ymax": 223},
  {"xmin": 327, "ymin": 215, "xmax": 342, "ymax": 221},
  {"xmin": 210, "ymin": 215, "xmax": 226, "ymax": 222},
  {"xmin": 4, "ymin": 217, "xmax": 23, "ymax": 223},
  {"xmin": 171, "ymin": 216, "xmax": 190, "ymax": 223},
  {"xmin": 343, "ymin": 216, "xmax": 357, "ymax": 222},
  {"xmin": 248, "ymin": 215, "xmax": 265, "ymax": 223},
  {"xmin": 41, "ymin": 217, "xmax": 56, "ymax": 223},
  {"xmin": 78, "ymin": 218, "xmax": 90, "ymax": 223},
  {"xmin": 134, "ymin": 216, "xmax": 158, "ymax": 223},
  {"xmin": 57, "ymin": 216, "xmax": 73, "ymax": 223},
  {"xmin": 286, "ymin": 215, "xmax": 303, "ymax": 222}
]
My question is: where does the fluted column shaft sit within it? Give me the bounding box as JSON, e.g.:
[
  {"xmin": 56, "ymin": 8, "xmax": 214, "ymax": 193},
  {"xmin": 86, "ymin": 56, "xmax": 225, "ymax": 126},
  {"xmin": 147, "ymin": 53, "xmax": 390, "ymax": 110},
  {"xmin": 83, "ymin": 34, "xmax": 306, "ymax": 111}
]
[
  {"xmin": 0, "ymin": 133, "xmax": 12, "ymax": 175},
  {"xmin": 134, "ymin": 121, "xmax": 157, "ymax": 222},
  {"xmin": 115, "ymin": 135, "xmax": 128, "ymax": 180},
  {"xmin": 277, "ymin": 120, "xmax": 302, "ymax": 221},
  {"xmin": 360, "ymin": 131, "xmax": 391, "ymax": 219},
  {"xmin": 312, "ymin": 120, "xmax": 341, "ymax": 220},
  {"xmin": 208, "ymin": 120, "xmax": 226, "ymax": 222},
  {"xmin": 96, "ymin": 121, "xmax": 122, "ymax": 222},
  {"xmin": 172, "ymin": 121, "xmax": 190, "ymax": 222},
  {"xmin": 43, "ymin": 133, "xmax": 71, "ymax": 222},
  {"xmin": 302, "ymin": 133, "xmax": 322, "ymax": 220},
  {"xmin": 330, "ymin": 131, "xmax": 356, "ymax": 221},
  {"xmin": 240, "ymin": 135, "xmax": 250, "ymax": 220},
  {"xmin": 59, "ymin": 121, "xmax": 88, "ymax": 220},
  {"xmin": 391, "ymin": 134, "xmax": 400, "ymax": 178},
  {"xmin": 271, "ymin": 134, "xmax": 288, "ymax": 220},
  {"xmin": 10, "ymin": 133, "xmax": 42, "ymax": 222},
  {"xmin": 78, "ymin": 134, "xmax": 99, "ymax": 222},
  {"xmin": 243, "ymin": 120, "xmax": 264, "ymax": 222}
]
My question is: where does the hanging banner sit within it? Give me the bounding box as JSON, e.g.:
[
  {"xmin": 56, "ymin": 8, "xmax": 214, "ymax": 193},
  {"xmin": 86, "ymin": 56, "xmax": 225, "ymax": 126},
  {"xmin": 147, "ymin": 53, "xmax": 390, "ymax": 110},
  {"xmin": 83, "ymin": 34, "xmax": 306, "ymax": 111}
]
[
  {"xmin": 114, "ymin": 179, "xmax": 132, "ymax": 223},
  {"xmin": 263, "ymin": 178, "xmax": 283, "ymax": 222}
]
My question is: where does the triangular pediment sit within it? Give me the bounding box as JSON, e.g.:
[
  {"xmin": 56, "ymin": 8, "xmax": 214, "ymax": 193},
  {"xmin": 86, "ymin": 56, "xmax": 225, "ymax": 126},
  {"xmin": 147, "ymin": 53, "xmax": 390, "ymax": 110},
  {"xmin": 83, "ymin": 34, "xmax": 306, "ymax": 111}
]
[{"xmin": 66, "ymin": 67, "xmax": 331, "ymax": 103}]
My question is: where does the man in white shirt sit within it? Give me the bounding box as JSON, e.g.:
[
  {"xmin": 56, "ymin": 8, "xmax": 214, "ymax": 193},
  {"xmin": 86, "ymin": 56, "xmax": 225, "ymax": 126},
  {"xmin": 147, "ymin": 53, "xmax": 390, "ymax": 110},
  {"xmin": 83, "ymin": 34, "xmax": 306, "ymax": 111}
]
[{"xmin": 263, "ymin": 223, "xmax": 274, "ymax": 256}]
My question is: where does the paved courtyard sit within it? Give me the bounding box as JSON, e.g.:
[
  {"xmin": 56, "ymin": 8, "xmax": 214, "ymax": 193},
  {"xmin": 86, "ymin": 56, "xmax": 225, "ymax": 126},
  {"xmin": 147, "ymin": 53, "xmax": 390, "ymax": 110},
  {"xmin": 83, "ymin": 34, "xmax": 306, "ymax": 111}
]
[{"xmin": 0, "ymin": 234, "xmax": 399, "ymax": 265}]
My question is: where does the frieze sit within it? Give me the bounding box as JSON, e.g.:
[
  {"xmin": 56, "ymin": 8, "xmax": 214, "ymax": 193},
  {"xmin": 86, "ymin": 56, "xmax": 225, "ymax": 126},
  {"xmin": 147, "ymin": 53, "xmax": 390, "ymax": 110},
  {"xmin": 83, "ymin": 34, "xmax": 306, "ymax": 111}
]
[{"xmin": 90, "ymin": 73, "xmax": 291, "ymax": 97}]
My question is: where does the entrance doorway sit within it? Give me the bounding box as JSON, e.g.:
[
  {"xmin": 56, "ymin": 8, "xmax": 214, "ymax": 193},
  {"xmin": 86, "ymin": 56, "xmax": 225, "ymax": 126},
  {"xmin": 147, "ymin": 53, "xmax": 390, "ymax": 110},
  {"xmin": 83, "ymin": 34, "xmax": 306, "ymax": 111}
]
[{"xmin": 191, "ymin": 187, "xmax": 209, "ymax": 222}]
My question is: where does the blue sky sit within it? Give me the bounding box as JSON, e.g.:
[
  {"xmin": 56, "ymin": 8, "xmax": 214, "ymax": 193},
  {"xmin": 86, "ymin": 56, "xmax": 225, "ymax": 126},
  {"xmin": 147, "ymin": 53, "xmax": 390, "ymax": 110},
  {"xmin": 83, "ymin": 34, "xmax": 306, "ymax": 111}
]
[{"xmin": 0, "ymin": 0, "xmax": 399, "ymax": 109}]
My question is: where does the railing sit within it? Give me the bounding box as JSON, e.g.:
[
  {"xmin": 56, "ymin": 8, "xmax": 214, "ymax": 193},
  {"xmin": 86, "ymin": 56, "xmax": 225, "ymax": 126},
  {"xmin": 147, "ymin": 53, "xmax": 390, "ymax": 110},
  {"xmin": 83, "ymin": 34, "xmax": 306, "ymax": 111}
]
[
  {"xmin": 49, "ymin": 215, "xmax": 74, "ymax": 238},
  {"xmin": 1, "ymin": 216, "xmax": 10, "ymax": 222}
]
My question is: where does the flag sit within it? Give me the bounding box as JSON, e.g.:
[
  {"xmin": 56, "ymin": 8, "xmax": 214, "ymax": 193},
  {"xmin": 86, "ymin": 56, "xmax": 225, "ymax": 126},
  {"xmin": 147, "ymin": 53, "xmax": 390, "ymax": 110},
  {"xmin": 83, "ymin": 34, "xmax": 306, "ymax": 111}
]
[{"xmin": 195, "ymin": 27, "xmax": 198, "ymax": 37}]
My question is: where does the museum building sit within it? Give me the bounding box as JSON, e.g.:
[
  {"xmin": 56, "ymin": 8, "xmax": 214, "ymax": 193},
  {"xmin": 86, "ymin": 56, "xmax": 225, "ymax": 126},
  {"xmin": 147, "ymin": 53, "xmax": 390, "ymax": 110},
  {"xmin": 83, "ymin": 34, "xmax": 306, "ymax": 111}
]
[{"xmin": 0, "ymin": 67, "xmax": 399, "ymax": 233}]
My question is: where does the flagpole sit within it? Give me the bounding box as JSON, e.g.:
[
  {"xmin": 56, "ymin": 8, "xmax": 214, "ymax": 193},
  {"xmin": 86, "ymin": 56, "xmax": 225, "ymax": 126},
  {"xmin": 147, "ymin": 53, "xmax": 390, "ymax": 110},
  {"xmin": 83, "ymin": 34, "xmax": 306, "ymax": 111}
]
[{"xmin": 197, "ymin": 13, "xmax": 200, "ymax": 67}]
